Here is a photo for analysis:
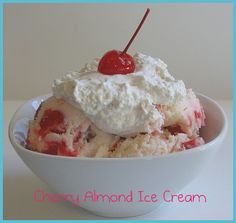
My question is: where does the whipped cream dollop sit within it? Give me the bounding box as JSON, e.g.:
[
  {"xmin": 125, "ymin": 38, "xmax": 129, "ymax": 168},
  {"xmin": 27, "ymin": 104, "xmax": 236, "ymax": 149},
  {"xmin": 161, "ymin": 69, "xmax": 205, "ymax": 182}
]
[{"xmin": 52, "ymin": 53, "xmax": 187, "ymax": 136}]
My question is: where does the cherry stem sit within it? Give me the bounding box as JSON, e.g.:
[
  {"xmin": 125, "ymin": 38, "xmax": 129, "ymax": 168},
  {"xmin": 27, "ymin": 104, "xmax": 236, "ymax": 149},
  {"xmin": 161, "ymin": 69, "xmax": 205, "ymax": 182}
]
[{"xmin": 121, "ymin": 8, "xmax": 150, "ymax": 55}]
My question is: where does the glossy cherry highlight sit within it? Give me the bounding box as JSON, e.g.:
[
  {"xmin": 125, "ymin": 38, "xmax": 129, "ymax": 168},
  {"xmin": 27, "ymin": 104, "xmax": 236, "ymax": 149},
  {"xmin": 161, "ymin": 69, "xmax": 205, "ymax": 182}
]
[{"xmin": 98, "ymin": 50, "xmax": 135, "ymax": 75}]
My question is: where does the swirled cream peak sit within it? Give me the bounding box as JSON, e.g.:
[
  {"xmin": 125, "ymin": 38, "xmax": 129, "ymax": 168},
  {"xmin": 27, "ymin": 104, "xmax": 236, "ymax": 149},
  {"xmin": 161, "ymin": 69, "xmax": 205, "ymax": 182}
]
[{"xmin": 52, "ymin": 53, "xmax": 187, "ymax": 136}]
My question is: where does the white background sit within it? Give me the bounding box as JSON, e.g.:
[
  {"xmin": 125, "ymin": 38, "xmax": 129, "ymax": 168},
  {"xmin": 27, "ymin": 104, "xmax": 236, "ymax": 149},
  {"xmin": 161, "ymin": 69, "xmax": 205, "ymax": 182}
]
[
  {"xmin": 4, "ymin": 3, "xmax": 233, "ymax": 220},
  {"xmin": 4, "ymin": 3, "xmax": 232, "ymax": 100}
]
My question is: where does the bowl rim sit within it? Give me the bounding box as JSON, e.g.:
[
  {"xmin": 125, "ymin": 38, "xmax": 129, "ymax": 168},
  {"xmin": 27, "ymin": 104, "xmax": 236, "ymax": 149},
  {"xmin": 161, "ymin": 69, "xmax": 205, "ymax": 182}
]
[{"xmin": 8, "ymin": 92, "xmax": 228, "ymax": 161}]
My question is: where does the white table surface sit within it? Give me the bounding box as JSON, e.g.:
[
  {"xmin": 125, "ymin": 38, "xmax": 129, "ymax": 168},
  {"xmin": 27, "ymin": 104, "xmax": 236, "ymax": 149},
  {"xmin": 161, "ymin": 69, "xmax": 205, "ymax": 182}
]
[{"xmin": 3, "ymin": 100, "xmax": 233, "ymax": 220}]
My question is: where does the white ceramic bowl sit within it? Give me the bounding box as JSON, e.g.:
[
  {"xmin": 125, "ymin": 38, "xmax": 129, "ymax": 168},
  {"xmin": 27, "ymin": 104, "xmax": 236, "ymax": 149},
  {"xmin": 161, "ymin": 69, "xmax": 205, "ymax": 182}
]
[{"xmin": 9, "ymin": 93, "xmax": 227, "ymax": 218}]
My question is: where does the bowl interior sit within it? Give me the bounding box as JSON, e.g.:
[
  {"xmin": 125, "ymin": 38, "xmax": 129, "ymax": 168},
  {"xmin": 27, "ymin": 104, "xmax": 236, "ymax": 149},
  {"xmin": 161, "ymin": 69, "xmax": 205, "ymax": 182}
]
[{"xmin": 198, "ymin": 94, "xmax": 227, "ymax": 143}]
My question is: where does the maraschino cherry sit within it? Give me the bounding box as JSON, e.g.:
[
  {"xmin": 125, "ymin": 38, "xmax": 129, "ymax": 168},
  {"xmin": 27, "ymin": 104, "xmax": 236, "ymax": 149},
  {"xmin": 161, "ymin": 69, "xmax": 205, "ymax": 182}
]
[{"xmin": 98, "ymin": 8, "xmax": 150, "ymax": 75}]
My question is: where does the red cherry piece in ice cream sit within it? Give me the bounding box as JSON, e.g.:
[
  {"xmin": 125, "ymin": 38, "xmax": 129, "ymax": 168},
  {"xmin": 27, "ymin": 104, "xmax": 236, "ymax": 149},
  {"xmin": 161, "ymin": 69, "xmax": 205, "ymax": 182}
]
[
  {"xmin": 45, "ymin": 141, "xmax": 78, "ymax": 157},
  {"xmin": 181, "ymin": 139, "xmax": 197, "ymax": 149},
  {"xmin": 194, "ymin": 111, "xmax": 201, "ymax": 119},
  {"xmin": 50, "ymin": 125, "xmax": 67, "ymax": 134},
  {"xmin": 98, "ymin": 8, "xmax": 150, "ymax": 75},
  {"xmin": 39, "ymin": 109, "xmax": 64, "ymax": 135},
  {"xmin": 73, "ymin": 131, "xmax": 81, "ymax": 144},
  {"xmin": 98, "ymin": 50, "xmax": 135, "ymax": 75},
  {"xmin": 44, "ymin": 141, "xmax": 59, "ymax": 155},
  {"xmin": 58, "ymin": 141, "xmax": 78, "ymax": 157},
  {"xmin": 166, "ymin": 125, "xmax": 184, "ymax": 135}
]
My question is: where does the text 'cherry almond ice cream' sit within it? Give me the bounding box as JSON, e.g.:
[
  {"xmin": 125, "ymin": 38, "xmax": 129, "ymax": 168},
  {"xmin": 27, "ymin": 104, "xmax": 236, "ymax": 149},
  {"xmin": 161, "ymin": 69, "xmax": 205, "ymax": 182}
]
[{"xmin": 26, "ymin": 52, "xmax": 206, "ymax": 157}]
